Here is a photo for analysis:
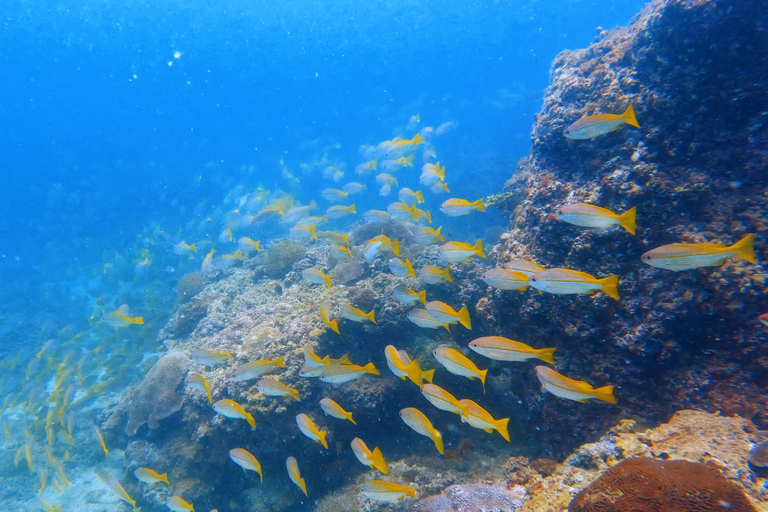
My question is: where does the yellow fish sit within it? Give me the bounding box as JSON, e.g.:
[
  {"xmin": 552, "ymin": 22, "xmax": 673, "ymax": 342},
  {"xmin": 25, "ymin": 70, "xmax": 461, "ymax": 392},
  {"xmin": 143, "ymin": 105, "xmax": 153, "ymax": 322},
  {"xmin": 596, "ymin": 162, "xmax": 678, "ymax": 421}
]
[
  {"xmin": 256, "ymin": 378, "xmax": 300, "ymax": 400},
  {"xmin": 166, "ymin": 496, "xmax": 195, "ymax": 512},
  {"xmin": 392, "ymin": 285, "xmax": 427, "ymax": 305},
  {"xmin": 290, "ymin": 223, "xmax": 318, "ymax": 241},
  {"xmin": 419, "ymin": 265, "xmax": 452, "ymax": 284},
  {"xmin": 420, "ymin": 383, "xmax": 468, "ymax": 416},
  {"xmin": 190, "ymin": 348, "xmax": 232, "ymax": 367},
  {"xmin": 201, "ymin": 248, "xmax": 216, "ymax": 272},
  {"xmin": 482, "ymin": 269, "xmax": 530, "ymax": 291},
  {"xmin": 415, "ymin": 207, "xmax": 431, "ymax": 224},
  {"xmin": 363, "ymin": 209, "xmax": 390, "ymax": 223},
  {"xmin": 238, "ymin": 237, "xmax": 260, "ymax": 253},
  {"xmin": 221, "ymin": 249, "xmax": 246, "ymax": 261},
  {"xmin": 425, "ymin": 301, "xmax": 471, "ymax": 329},
  {"xmin": 320, "ymin": 188, "xmax": 349, "ymax": 202},
  {"xmin": 457, "ymin": 399, "xmax": 510, "ymax": 441},
  {"xmin": 535, "ymin": 366, "xmax": 616, "ymax": 403},
  {"xmin": 529, "ymin": 268, "xmax": 620, "ymax": 300},
  {"xmin": 641, "ymin": 234, "xmax": 756, "ymax": 271},
  {"xmin": 340, "ymin": 303, "xmax": 376, "ymax": 324},
  {"xmin": 351, "ymin": 437, "xmax": 388, "ymax": 474},
  {"xmin": 92, "ymin": 425, "xmax": 108, "ymax": 457},
  {"xmin": 296, "ymin": 414, "xmax": 328, "ymax": 449},
  {"xmin": 432, "ymin": 347, "xmax": 487, "ymax": 392},
  {"xmin": 173, "ymin": 242, "xmax": 197, "ymax": 256},
  {"xmin": 407, "ymin": 308, "xmax": 451, "ymax": 331},
  {"xmin": 286, "ymin": 456, "xmax": 307, "ymax": 496},
  {"xmin": 384, "ymin": 133, "xmax": 424, "ymax": 153},
  {"xmin": 229, "ymin": 448, "xmax": 262, "ymax": 482},
  {"xmin": 317, "ymin": 230, "xmax": 349, "ymax": 245},
  {"xmin": 329, "ymin": 243, "xmax": 352, "ymax": 260},
  {"xmin": 38, "ymin": 498, "xmax": 64, "ymax": 512},
  {"xmin": 104, "ymin": 305, "xmax": 144, "ymax": 328},
  {"xmin": 399, "ymin": 407, "xmax": 443, "ymax": 454},
  {"xmin": 440, "ymin": 198, "xmax": 485, "ymax": 217},
  {"xmin": 325, "ymin": 204, "xmax": 356, "ymax": 219},
  {"xmin": 429, "ymin": 180, "xmax": 450, "ymax": 194},
  {"xmin": 302, "ymin": 267, "xmax": 332, "ymax": 289},
  {"xmin": 388, "ymin": 257, "xmax": 417, "ymax": 278},
  {"xmin": 414, "ymin": 225, "xmax": 445, "ymax": 245},
  {"xmin": 361, "ymin": 479, "xmax": 417, "ymax": 502},
  {"xmin": 319, "ymin": 363, "xmax": 379, "ymax": 384},
  {"xmin": 438, "ymin": 240, "xmax": 486, "ymax": 264},
  {"xmin": 134, "ymin": 467, "xmax": 169, "ymax": 485},
  {"xmin": 468, "ymin": 336, "xmax": 556, "ymax": 364},
  {"xmin": 398, "ymin": 188, "xmax": 424, "ymax": 205},
  {"xmin": 503, "ymin": 259, "xmax": 545, "ymax": 276},
  {"xmin": 185, "ymin": 373, "xmax": 213, "ymax": 403},
  {"xmin": 304, "ymin": 346, "xmax": 351, "ymax": 369},
  {"xmin": 387, "ymin": 202, "xmax": 418, "ymax": 222},
  {"xmin": 384, "ymin": 345, "xmax": 434, "ymax": 388},
  {"xmin": 565, "ymin": 104, "xmax": 640, "ymax": 139},
  {"xmin": 319, "ymin": 398, "xmax": 356, "ymax": 424},
  {"xmin": 321, "ymin": 305, "xmax": 340, "ymax": 334},
  {"xmin": 212, "ymin": 399, "xmax": 256, "ymax": 428},
  {"xmin": 556, "ymin": 204, "xmax": 636, "ymax": 234},
  {"xmin": 228, "ymin": 356, "xmax": 286, "ymax": 382},
  {"xmin": 95, "ymin": 468, "xmax": 137, "ymax": 510}
]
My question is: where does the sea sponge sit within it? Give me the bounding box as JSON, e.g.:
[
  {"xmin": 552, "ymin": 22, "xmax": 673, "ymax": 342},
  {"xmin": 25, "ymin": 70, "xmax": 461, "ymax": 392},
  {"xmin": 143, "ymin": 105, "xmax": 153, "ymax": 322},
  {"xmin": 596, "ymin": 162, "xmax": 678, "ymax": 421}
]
[
  {"xmin": 264, "ymin": 240, "xmax": 306, "ymax": 277},
  {"xmin": 176, "ymin": 272, "xmax": 207, "ymax": 303},
  {"xmin": 568, "ymin": 457, "xmax": 757, "ymax": 512},
  {"xmin": 124, "ymin": 351, "xmax": 189, "ymax": 436}
]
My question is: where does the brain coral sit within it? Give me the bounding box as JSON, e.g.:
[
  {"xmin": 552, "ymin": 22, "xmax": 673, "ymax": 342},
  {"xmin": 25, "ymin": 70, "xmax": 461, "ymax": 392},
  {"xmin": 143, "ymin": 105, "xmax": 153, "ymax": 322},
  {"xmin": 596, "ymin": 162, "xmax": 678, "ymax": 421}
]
[
  {"xmin": 125, "ymin": 351, "xmax": 189, "ymax": 436},
  {"xmin": 569, "ymin": 457, "xmax": 757, "ymax": 512}
]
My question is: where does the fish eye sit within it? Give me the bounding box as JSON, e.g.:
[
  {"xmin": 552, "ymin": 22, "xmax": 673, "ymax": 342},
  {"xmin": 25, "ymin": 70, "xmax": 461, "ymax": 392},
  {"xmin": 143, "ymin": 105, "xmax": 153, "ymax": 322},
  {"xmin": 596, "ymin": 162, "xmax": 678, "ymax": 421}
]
[
  {"xmin": 531, "ymin": 277, "xmax": 537, "ymax": 282},
  {"xmin": 556, "ymin": 209, "xmax": 563, "ymax": 215}
]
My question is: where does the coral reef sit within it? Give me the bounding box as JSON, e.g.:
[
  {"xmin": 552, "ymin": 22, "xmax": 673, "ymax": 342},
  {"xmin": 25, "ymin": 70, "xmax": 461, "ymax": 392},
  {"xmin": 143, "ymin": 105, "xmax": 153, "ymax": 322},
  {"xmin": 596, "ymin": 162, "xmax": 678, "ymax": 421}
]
[
  {"xmin": 264, "ymin": 240, "xmax": 307, "ymax": 277},
  {"xmin": 176, "ymin": 272, "xmax": 208, "ymax": 303},
  {"xmin": 569, "ymin": 457, "xmax": 757, "ymax": 512},
  {"xmin": 414, "ymin": 483, "xmax": 526, "ymax": 512}
]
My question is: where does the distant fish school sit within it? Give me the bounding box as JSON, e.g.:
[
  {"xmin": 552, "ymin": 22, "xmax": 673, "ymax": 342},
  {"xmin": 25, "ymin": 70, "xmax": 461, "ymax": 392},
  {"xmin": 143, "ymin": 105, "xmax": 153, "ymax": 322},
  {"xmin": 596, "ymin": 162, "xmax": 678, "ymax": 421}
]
[{"xmin": 6, "ymin": 106, "xmax": 762, "ymax": 512}]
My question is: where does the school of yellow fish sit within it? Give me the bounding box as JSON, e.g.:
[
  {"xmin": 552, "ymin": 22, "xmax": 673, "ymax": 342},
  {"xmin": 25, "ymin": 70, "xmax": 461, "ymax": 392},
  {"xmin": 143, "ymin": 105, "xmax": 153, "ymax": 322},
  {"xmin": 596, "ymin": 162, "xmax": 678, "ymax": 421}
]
[{"xmin": 1, "ymin": 108, "xmax": 761, "ymax": 511}]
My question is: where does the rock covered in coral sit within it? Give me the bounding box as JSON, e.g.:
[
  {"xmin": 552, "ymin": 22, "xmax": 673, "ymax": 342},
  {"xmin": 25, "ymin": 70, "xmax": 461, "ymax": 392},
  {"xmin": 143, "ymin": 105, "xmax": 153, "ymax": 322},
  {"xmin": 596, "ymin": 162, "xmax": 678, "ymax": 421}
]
[
  {"xmin": 569, "ymin": 457, "xmax": 756, "ymax": 512},
  {"xmin": 414, "ymin": 483, "xmax": 526, "ymax": 512}
]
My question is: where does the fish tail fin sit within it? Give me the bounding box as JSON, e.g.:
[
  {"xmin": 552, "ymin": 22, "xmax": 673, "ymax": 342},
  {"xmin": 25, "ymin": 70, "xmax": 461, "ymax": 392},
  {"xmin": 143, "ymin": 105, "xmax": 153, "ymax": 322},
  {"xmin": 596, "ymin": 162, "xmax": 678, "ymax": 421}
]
[
  {"xmin": 405, "ymin": 154, "xmax": 414, "ymax": 166},
  {"xmin": 405, "ymin": 259, "xmax": 417, "ymax": 278},
  {"xmin": 457, "ymin": 305, "xmax": 472, "ymax": 330},
  {"xmin": 347, "ymin": 412, "xmax": 357, "ymax": 425},
  {"xmin": 443, "ymin": 266, "xmax": 453, "ymax": 282},
  {"xmin": 133, "ymin": 317, "xmax": 145, "ymax": 325},
  {"xmin": 622, "ymin": 104, "xmax": 640, "ymax": 128},
  {"xmin": 309, "ymin": 223, "xmax": 317, "ymax": 240},
  {"xmin": 731, "ymin": 234, "xmax": 757, "ymax": 264},
  {"xmin": 274, "ymin": 356, "xmax": 286, "ymax": 368},
  {"xmin": 404, "ymin": 361, "xmax": 424, "ymax": 388},
  {"xmin": 205, "ymin": 388, "xmax": 213, "ymax": 404},
  {"xmin": 417, "ymin": 290, "xmax": 427, "ymax": 305},
  {"xmin": 391, "ymin": 238, "xmax": 401, "ymax": 257},
  {"xmin": 496, "ymin": 417, "xmax": 511, "ymax": 442},
  {"xmin": 329, "ymin": 319, "xmax": 340, "ymax": 334},
  {"xmin": 618, "ymin": 207, "xmax": 637, "ymax": 235},
  {"xmin": 321, "ymin": 215, "xmax": 328, "ymax": 223},
  {"xmin": 473, "ymin": 199, "xmax": 486, "ymax": 212},
  {"xmin": 409, "ymin": 205, "xmax": 418, "ymax": 220},
  {"xmin": 412, "ymin": 133, "xmax": 424, "ymax": 144},
  {"xmin": 289, "ymin": 388, "xmax": 300, "ymax": 400},
  {"xmin": 479, "ymin": 368, "xmax": 487, "ymax": 393},
  {"xmin": 276, "ymin": 203, "xmax": 285, "ymax": 216},
  {"xmin": 246, "ymin": 413, "xmax": 256, "ymax": 429},
  {"xmin": 309, "ymin": 199, "xmax": 317, "ymax": 209},
  {"xmin": 537, "ymin": 348, "xmax": 556, "ymax": 365},
  {"xmin": 258, "ymin": 468, "xmax": 263, "ymax": 483},
  {"xmin": 598, "ymin": 275, "xmax": 620, "ymax": 300},
  {"xmin": 159, "ymin": 473, "xmax": 169, "ymax": 485},
  {"xmin": 299, "ymin": 477, "xmax": 307, "ymax": 496},
  {"xmin": 367, "ymin": 309, "xmax": 377, "ymax": 324},
  {"xmin": 422, "ymin": 368, "xmax": 435, "ymax": 384},
  {"xmin": 431, "ymin": 429, "xmax": 444, "ymax": 454},
  {"xmin": 349, "ymin": 204, "xmax": 356, "ymax": 214},
  {"xmin": 364, "ymin": 362, "xmax": 379, "ymax": 375},
  {"xmin": 473, "ymin": 239, "xmax": 487, "ymax": 259},
  {"xmin": 416, "ymin": 191, "xmax": 424, "ymax": 203},
  {"xmin": 595, "ymin": 385, "xmax": 616, "ymax": 404},
  {"xmin": 324, "ymin": 273, "xmax": 332, "ymax": 290},
  {"xmin": 319, "ymin": 431, "xmax": 328, "ymax": 449},
  {"xmin": 371, "ymin": 447, "xmax": 388, "ymax": 474}
]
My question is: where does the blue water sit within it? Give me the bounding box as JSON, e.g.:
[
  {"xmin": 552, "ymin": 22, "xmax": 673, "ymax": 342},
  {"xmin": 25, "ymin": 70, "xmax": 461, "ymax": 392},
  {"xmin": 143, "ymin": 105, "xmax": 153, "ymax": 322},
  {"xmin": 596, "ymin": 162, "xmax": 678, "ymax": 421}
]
[{"xmin": 1, "ymin": 0, "xmax": 647, "ymax": 509}]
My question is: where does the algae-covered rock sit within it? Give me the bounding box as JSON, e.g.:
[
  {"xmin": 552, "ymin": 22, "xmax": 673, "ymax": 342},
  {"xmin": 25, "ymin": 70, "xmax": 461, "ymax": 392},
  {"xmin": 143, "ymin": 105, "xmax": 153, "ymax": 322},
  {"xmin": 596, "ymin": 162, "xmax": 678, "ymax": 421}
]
[
  {"xmin": 176, "ymin": 272, "xmax": 207, "ymax": 303},
  {"xmin": 264, "ymin": 240, "xmax": 306, "ymax": 277}
]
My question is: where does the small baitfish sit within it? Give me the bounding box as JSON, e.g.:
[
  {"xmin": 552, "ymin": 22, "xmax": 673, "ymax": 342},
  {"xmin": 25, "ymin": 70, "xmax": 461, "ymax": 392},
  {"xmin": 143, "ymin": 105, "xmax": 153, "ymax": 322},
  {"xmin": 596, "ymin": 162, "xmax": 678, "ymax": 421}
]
[
  {"xmin": 529, "ymin": 268, "xmax": 620, "ymax": 300},
  {"xmin": 421, "ymin": 383, "xmax": 468, "ymax": 416},
  {"xmin": 286, "ymin": 456, "xmax": 307, "ymax": 496},
  {"xmin": 457, "ymin": 399, "xmax": 511, "ymax": 442},
  {"xmin": 319, "ymin": 398, "xmax": 356, "ymax": 424},
  {"xmin": 351, "ymin": 437, "xmax": 388, "ymax": 474},
  {"xmin": 360, "ymin": 480, "xmax": 417, "ymax": 502},
  {"xmin": 302, "ymin": 267, "xmax": 332, "ymax": 290},
  {"xmin": 212, "ymin": 399, "xmax": 256, "ymax": 428},
  {"xmin": 482, "ymin": 268, "xmax": 530, "ymax": 291},
  {"xmin": 440, "ymin": 198, "xmax": 485, "ymax": 217},
  {"xmin": 340, "ymin": 303, "xmax": 376, "ymax": 324},
  {"xmin": 319, "ymin": 363, "xmax": 379, "ymax": 384},
  {"xmin": 228, "ymin": 356, "xmax": 286, "ymax": 382},
  {"xmin": 438, "ymin": 240, "xmax": 486, "ymax": 264},
  {"xmin": 641, "ymin": 234, "xmax": 756, "ymax": 271},
  {"xmin": 229, "ymin": 448, "xmax": 262, "ymax": 483},
  {"xmin": 393, "ymin": 285, "xmax": 427, "ymax": 305},
  {"xmin": 256, "ymin": 378, "xmax": 300, "ymax": 400},
  {"xmin": 190, "ymin": 349, "xmax": 232, "ymax": 367},
  {"xmin": 134, "ymin": 467, "xmax": 170, "ymax": 485},
  {"xmin": 564, "ymin": 104, "xmax": 640, "ymax": 139},
  {"xmin": 399, "ymin": 407, "xmax": 443, "ymax": 454},
  {"xmin": 469, "ymin": 336, "xmax": 556, "ymax": 364},
  {"xmin": 296, "ymin": 413, "xmax": 328, "ymax": 449},
  {"xmin": 556, "ymin": 204, "xmax": 636, "ymax": 235},
  {"xmin": 535, "ymin": 366, "xmax": 616, "ymax": 403},
  {"xmin": 432, "ymin": 347, "xmax": 487, "ymax": 393}
]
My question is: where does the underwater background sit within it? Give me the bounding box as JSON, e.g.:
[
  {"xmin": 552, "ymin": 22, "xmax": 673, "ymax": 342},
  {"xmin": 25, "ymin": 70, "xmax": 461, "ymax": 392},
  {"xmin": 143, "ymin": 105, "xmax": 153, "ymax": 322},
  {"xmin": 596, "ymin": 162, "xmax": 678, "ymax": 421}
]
[{"xmin": 3, "ymin": 0, "xmax": 768, "ymax": 511}]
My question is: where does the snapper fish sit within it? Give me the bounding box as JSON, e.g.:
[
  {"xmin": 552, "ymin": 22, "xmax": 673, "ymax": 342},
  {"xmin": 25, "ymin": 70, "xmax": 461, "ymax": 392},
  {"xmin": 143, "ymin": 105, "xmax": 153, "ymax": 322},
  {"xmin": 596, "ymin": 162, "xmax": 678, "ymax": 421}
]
[
  {"xmin": 407, "ymin": 308, "xmax": 451, "ymax": 331},
  {"xmin": 173, "ymin": 242, "xmax": 197, "ymax": 256},
  {"xmin": 166, "ymin": 496, "xmax": 195, "ymax": 512},
  {"xmin": 342, "ymin": 182, "xmax": 366, "ymax": 195},
  {"xmin": 457, "ymin": 399, "xmax": 510, "ymax": 442},
  {"xmin": 438, "ymin": 240, "xmax": 486, "ymax": 264},
  {"xmin": 317, "ymin": 230, "xmax": 349, "ymax": 245},
  {"xmin": 290, "ymin": 223, "xmax": 317, "ymax": 240},
  {"xmin": 103, "ymin": 305, "xmax": 144, "ymax": 328},
  {"xmin": 296, "ymin": 414, "xmax": 328, "ymax": 449},
  {"xmin": 535, "ymin": 366, "xmax": 616, "ymax": 403},
  {"xmin": 420, "ymin": 383, "xmax": 468, "ymax": 416},
  {"xmin": 329, "ymin": 244, "xmax": 352, "ymax": 260},
  {"xmin": 641, "ymin": 234, "xmax": 756, "ymax": 271},
  {"xmin": 393, "ymin": 285, "xmax": 427, "ymax": 305},
  {"xmin": 321, "ymin": 305, "xmax": 340, "ymax": 334},
  {"xmin": 389, "ymin": 257, "xmax": 416, "ymax": 278},
  {"xmin": 351, "ymin": 437, "xmax": 388, "ymax": 474},
  {"xmin": 340, "ymin": 304, "xmax": 376, "ymax": 324},
  {"xmin": 376, "ymin": 173, "xmax": 399, "ymax": 187},
  {"xmin": 384, "ymin": 345, "xmax": 435, "ymax": 388},
  {"xmin": 398, "ymin": 188, "xmax": 424, "ymax": 205},
  {"xmin": 399, "ymin": 407, "xmax": 443, "ymax": 454},
  {"xmin": 304, "ymin": 346, "xmax": 351, "ymax": 369},
  {"xmin": 281, "ymin": 202, "xmax": 317, "ymax": 224},
  {"xmin": 419, "ymin": 265, "xmax": 452, "ymax": 284},
  {"xmin": 134, "ymin": 467, "xmax": 169, "ymax": 485},
  {"xmin": 325, "ymin": 204, "xmax": 356, "ymax": 219},
  {"xmin": 415, "ymin": 207, "xmax": 432, "ymax": 224},
  {"xmin": 228, "ymin": 356, "xmax": 286, "ymax": 381},
  {"xmin": 440, "ymin": 198, "xmax": 485, "ymax": 217},
  {"xmin": 363, "ymin": 209, "xmax": 390, "ymax": 224},
  {"xmin": 383, "ymin": 133, "xmax": 424, "ymax": 154},
  {"xmin": 319, "ymin": 363, "xmax": 379, "ymax": 384},
  {"xmin": 190, "ymin": 349, "xmax": 232, "ymax": 367},
  {"xmin": 469, "ymin": 336, "xmax": 556, "ymax": 364},
  {"xmin": 212, "ymin": 399, "xmax": 256, "ymax": 429},
  {"xmin": 432, "ymin": 347, "xmax": 487, "ymax": 392},
  {"xmin": 387, "ymin": 202, "xmax": 418, "ymax": 222},
  {"xmin": 229, "ymin": 448, "xmax": 262, "ymax": 483},
  {"xmin": 428, "ymin": 180, "xmax": 450, "ymax": 194},
  {"xmin": 319, "ymin": 398, "xmax": 356, "ymax": 424},
  {"xmin": 420, "ymin": 162, "xmax": 445, "ymax": 186},
  {"xmin": 556, "ymin": 204, "xmax": 637, "ymax": 234},
  {"xmin": 361, "ymin": 480, "xmax": 417, "ymax": 502},
  {"xmin": 256, "ymin": 378, "xmax": 300, "ymax": 400},
  {"xmin": 185, "ymin": 373, "xmax": 213, "ymax": 403},
  {"xmin": 320, "ymin": 188, "xmax": 349, "ymax": 202},
  {"xmin": 565, "ymin": 104, "xmax": 640, "ymax": 139},
  {"xmin": 529, "ymin": 268, "xmax": 620, "ymax": 300},
  {"xmin": 302, "ymin": 267, "xmax": 332, "ymax": 289},
  {"xmin": 286, "ymin": 457, "xmax": 307, "ymax": 496},
  {"xmin": 355, "ymin": 159, "xmax": 378, "ymax": 176},
  {"xmin": 482, "ymin": 268, "xmax": 530, "ymax": 291},
  {"xmin": 201, "ymin": 248, "xmax": 216, "ymax": 272},
  {"xmin": 95, "ymin": 468, "xmax": 137, "ymax": 510},
  {"xmin": 503, "ymin": 259, "xmax": 545, "ymax": 277},
  {"xmin": 425, "ymin": 301, "xmax": 471, "ymax": 329},
  {"xmin": 414, "ymin": 225, "xmax": 445, "ymax": 245}
]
